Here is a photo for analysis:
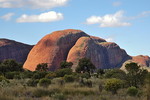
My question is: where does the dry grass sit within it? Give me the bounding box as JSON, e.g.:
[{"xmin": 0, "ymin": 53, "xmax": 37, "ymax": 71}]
[{"xmin": 0, "ymin": 78, "xmax": 148, "ymax": 100}]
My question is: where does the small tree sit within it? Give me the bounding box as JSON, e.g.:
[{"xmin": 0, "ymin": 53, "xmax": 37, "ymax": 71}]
[
  {"xmin": 36, "ymin": 63, "xmax": 48, "ymax": 71},
  {"xmin": 145, "ymin": 73, "xmax": 150, "ymax": 100},
  {"xmin": 60, "ymin": 61, "xmax": 73, "ymax": 69},
  {"xmin": 125, "ymin": 62, "xmax": 148, "ymax": 87},
  {"xmin": 76, "ymin": 58, "xmax": 96, "ymax": 74},
  {"xmin": 105, "ymin": 78, "xmax": 123, "ymax": 94},
  {"xmin": 0, "ymin": 59, "xmax": 23, "ymax": 74},
  {"xmin": 127, "ymin": 86, "xmax": 139, "ymax": 96}
]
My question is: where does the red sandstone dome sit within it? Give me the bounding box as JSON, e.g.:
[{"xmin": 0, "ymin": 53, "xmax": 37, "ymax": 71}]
[
  {"xmin": 23, "ymin": 29, "xmax": 88, "ymax": 71},
  {"xmin": 23, "ymin": 29, "xmax": 150, "ymax": 71}
]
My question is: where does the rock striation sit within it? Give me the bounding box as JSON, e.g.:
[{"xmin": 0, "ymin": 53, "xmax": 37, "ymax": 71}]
[{"xmin": 0, "ymin": 39, "xmax": 33, "ymax": 63}]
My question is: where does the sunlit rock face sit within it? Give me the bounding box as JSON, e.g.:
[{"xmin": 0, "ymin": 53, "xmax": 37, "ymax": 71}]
[{"xmin": 23, "ymin": 29, "xmax": 149, "ymax": 71}]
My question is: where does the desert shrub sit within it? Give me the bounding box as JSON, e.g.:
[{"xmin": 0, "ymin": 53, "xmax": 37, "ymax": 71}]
[
  {"xmin": 14, "ymin": 74, "xmax": 21, "ymax": 79},
  {"xmin": 32, "ymin": 71, "xmax": 48, "ymax": 79},
  {"xmin": 27, "ymin": 79, "xmax": 39, "ymax": 87},
  {"xmin": 22, "ymin": 70, "xmax": 34, "ymax": 78},
  {"xmin": 97, "ymin": 69, "xmax": 105, "ymax": 76},
  {"xmin": 98, "ymin": 83, "xmax": 103, "ymax": 93},
  {"xmin": 32, "ymin": 88, "xmax": 50, "ymax": 97},
  {"xmin": 105, "ymin": 69, "xmax": 126, "ymax": 80},
  {"xmin": 45, "ymin": 72, "xmax": 56, "ymax": 79},
  {"xmin": 80, "ymin": 72, "xmax": 90, "ymax": 79},
  {"xmin": 53, "ymin": 78, "xmax": 65, "ymax": 86},
  {"xmin": 55, "ymin": 68, "xmax": 72, "ymax": 77},
  {"xmin": 84, "ymin": 80, "xmax": 92, "ymax": 88},
  {"xmin": 64, "ymin": 75, "xmax": 75, "ymax": 82},
  {"xmin": 52, "ymin": 93, "xmax": 66, "ymax": 100},
  {"xmin": 5, "ymin": 72, "xmax": 20, "ymax": 79},
  {"xmin": 105, "ymin": 78, "xmax": 123, "ymax": 94},
  {"xmin": 39, "ymin": 78, "xmax": 51, "ymax": 88},
  {"xmin": 0, "ymin": 75, "xmax": 9, "ymax": 83},
  {"xmin": 127, "ymin": 86, "xmax": 139, "ymax": 96},
  {"xmin": 78, "ymin": 78, "xmax": 92, "ymax": 88}
]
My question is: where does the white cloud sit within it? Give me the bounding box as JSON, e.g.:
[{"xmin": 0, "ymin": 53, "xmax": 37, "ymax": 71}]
[
  {"xmin": 0, "ymin": 0, "xmax": 69, "ymax": 9},
  {"xmin": 0, "ymin": 13, "xmax": 14, "ymax": 21},
  {"xmin": 86, "ymin": 11, "xmax": 131, "ymax": 27},
  {"xmin": 105, "ymin": 37, "xmax": 114, "ymax": 42},
  {"xmin": 16, "ymin": 11, "xmax": 63, "ymax": 23},
  {"xmin": 112, "ymin": 1, "xmax": 122, "ymax": 7}
]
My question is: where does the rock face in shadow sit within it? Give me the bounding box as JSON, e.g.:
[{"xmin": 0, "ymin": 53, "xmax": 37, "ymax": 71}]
[
  {"xmin": 23, "ymin": 29, "xmax": 150, "ymax": 71},
  {"xmin": 23, "ymin": 29, "xmax": 88, "ymax": 71},
  {"xmin": 0, "ymin": 39, "xmax": 33, "ymax": 63}
]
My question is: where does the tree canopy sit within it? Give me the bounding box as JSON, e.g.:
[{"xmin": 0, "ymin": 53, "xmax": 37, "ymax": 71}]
[
  {"xmin": 76, "ymin": 58, "xmax": 96, "ymax": 73},
  {"xmin": 60, "ymin": 61, "xmax": 73, "ymax": 69}
]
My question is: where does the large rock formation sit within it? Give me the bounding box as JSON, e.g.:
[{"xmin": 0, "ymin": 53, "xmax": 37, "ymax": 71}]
[
  {"xmin": 23, "ymin": 29, "xmax": 88, "ymax": 71},
  {"xmin": 23, "ymin": 29, "xmax": 137, "ymax": 71},
  {"xmin": 67, "ymin": 37, "xmax": 130, "ymax": 70},
  {"xmin": 0, "ymin": 39, "xmax": 33, "ymax": 63},
  {"xmin": 121, "ymin": 55, "xmax": 150, "ymax": 71},
  {"xmin": 131, "ymin": 55, "xmax": 150, "ymax": 67}
]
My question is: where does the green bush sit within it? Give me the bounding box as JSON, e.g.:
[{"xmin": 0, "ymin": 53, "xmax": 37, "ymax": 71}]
[
  {"xmin": 52, "ymin": 93, "xmax": 66, "ymax": 100},
  {"xmin": 105, "ymin": 69, "xmax": 126, "ymax": 80},
  {"xmin": 127, "ymin": 86, "xmax": 139, "ymax": 96},
  {"xmin": 39, "ymin": 78, "xmax": 51, "ymax": 88},
  {"xmin": 27, "ymin": 79, "xmax": 39, "ymax": 87},
  {"xmin": 32, "ymin": 71, "xmax": 48, "ymax": 79},
  {"xmin": 80, "ymin": 72, "xmax": 90, "ymax": 79},
  {"xmin": 55, "ymin": 68, "xmax": 72, "ymax": 77},
  {"xmin": 105, "ymin": 78, "xmax": 123, "ymax": 94},
  {"xmin": 14, "ymin": 75, "xmax": 21, "ymax": 79},
  {"xmin": 22, "ymin": 70, "xmax": 34, "ymax": 78},
  {"xmin": 0, "ymin": 59, "xmax": 23, "ymax": 74},
  {"xmin": 64, "ymin": 75, "xmax": 75, "ymax": 82},
  {"xmin": 0, "ymin": 75, "xmax": 9, "ymax": 82},
  {"xmin": 45, "ymin": 72, "xmax": 56, "ymax": 79},
  {"xmin": 5, "ymin": 72, "xmax": 20, "ymax": 79}
]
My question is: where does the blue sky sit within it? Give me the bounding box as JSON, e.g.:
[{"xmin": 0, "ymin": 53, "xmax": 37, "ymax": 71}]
[{"xmin": 0, "ymin": 0, "xmax": 150, "ymax": 56}]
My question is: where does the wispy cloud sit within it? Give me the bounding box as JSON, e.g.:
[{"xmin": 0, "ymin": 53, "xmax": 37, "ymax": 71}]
[
  {"xmin": 16, "ymin": 11, "xmax": 63, "ymax": 23},
  {"xmin": 0, "ymin": 0, "xmax": 69, "ymax": 9},
  {"xmin": 112, "ymin": 1, "xmax": 122, "ymax": 7},
  {"xmin": 85, "ymin": 10, "xmax": 131, "ymax": 27},
  {"xmin": 105, "ymin": 36, "xmax": 115, "ymax": 42},
  {"xmin": 128, "ymin": 11, "xmax": 150, "ymax": 20},
  {"xmin": 0, "ymin": 12, "xmax": 14, "ymax": 21}
]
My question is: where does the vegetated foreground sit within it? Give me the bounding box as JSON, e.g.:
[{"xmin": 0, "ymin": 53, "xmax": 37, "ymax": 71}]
[{"xmin": 0, "ymin": 59, "xmax": 150, "ymax": 100}]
